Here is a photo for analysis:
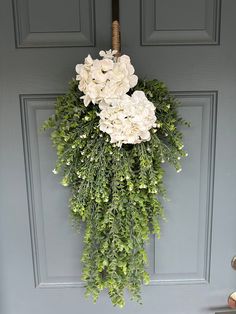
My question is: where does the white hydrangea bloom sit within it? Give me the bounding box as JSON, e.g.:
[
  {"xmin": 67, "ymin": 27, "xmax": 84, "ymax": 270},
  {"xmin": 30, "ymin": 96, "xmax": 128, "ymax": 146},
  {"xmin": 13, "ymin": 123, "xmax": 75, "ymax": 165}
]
[
  {"xmin": 99, "ymin": 91, "xmax": 157, "ymax": 147},
  {"xmin": 75, "ymin": 50, "xmax": 138, "ymax": 106},
  {"xmin": 99, "ymin": 49, "xmax": 117, "ymax": 59}
]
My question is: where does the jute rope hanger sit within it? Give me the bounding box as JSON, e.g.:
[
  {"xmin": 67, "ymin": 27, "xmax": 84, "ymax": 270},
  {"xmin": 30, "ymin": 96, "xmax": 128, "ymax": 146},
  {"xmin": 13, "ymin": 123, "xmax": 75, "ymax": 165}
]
[{"xmin": 112, "ymin": 0, "xmax": 121, "ymax": 57}]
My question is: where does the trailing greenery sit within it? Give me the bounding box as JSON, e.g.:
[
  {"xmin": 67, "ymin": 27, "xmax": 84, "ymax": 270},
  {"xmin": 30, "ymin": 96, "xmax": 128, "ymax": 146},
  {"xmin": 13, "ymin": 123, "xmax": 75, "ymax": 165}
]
[{"xmin": 42, "ymin": 79, "xmax": 188, "ymax": 307}]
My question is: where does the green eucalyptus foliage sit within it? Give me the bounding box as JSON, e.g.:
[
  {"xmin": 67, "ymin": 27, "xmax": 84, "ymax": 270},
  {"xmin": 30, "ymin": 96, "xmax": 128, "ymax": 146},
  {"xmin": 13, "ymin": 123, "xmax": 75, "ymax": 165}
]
[{"xmin": 42, "ymin": 79, "xmax": 188, "ymax": 307}]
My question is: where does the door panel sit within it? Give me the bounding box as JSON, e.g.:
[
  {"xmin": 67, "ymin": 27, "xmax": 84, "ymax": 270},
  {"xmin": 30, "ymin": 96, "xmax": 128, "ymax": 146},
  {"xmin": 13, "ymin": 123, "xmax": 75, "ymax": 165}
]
[
  {"xmin": 141, "ymin": 0, "xmax": 221, "ymax": 45},
  {"xmin": 151, "ymin": 92, "xmax": 216, "ymax": 285},
  {"xmin": 20, "ymin": 96, "xmax": 83, "ymax": 288},
  {"xmin": 1, "ymin": 0, "xmax": 236, "ymax": 313},
  {"xmin": 12, "ymin": 0, "xmax": 95, "ymax": 47}
]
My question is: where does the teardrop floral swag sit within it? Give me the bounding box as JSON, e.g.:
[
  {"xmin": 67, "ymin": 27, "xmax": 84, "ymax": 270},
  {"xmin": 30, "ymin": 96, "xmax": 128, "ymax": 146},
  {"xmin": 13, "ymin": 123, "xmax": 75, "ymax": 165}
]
[{"xmin": 42, "ymin": 50, "xmax": 189, "ymax": 307}]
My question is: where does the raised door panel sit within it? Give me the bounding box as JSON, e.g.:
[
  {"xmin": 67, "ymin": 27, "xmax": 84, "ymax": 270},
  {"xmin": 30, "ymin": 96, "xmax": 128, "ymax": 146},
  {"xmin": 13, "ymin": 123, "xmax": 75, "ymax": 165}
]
[
  {"xmin": 20, "ymin": 91, "xmax": 217, "ymax": 289},
  {"xmin": 141, "ymin": 0, "xmax": 221, "ymax": 45},
  {"xmin": 20, "ymin": 95, "xmax": 83, "ymax": 288},
  {"xmin": 150, "ymin": 92, "xmax": 217, "ymax": 285},
  {"xmin": 13, "ymin": 0, "xmax": 95, "ymax": 47}
]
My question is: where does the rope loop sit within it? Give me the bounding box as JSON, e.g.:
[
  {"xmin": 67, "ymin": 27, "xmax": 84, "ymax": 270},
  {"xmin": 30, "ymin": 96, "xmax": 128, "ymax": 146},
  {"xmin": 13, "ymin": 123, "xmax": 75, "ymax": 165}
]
[{"xmin": 112, "ymin": 0, "xmax": 121, "ymax": 57}]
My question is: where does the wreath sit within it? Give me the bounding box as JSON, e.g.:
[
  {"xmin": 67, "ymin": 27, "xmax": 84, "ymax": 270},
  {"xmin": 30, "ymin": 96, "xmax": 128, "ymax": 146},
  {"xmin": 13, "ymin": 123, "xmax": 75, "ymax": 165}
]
[{"xmin": 42, "ymin": 49, "xmax": 188, "ymax": 307}]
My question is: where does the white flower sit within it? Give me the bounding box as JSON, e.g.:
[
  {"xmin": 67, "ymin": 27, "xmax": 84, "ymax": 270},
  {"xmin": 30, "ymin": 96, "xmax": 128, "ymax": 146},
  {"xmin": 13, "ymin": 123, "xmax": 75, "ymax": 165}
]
[
  {"xmin": 99, "ymin": 91, "xmax": 156, "ymax": 147},
  {"xmin": 75, "ymin": 50, "xmax": 138, "ymax": 106},
  {"xmin": 99, "ymin": 49, "xmax": 117, "ymax": 59}
]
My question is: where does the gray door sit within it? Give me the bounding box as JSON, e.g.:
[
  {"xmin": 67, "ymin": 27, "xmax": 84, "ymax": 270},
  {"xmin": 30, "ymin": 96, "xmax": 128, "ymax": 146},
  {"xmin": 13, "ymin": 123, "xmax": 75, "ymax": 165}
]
[{"xmin": 0, "ymin": 0, "xmax": 236, "ymax": 313}]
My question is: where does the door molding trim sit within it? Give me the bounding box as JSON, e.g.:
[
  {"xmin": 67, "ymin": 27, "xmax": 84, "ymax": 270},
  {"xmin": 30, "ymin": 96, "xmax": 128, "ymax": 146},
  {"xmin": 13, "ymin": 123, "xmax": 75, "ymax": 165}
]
[
  {"xmin": 20, "ymin": 91, "xmax": 217, "ymax": 288},
  {"xmin": 141, "ymin": 0, "xmax": 221, "ymax": 46},
  {"xmin": 12, "ymin": 0, "xmax": 95, "ymax": 48}
]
